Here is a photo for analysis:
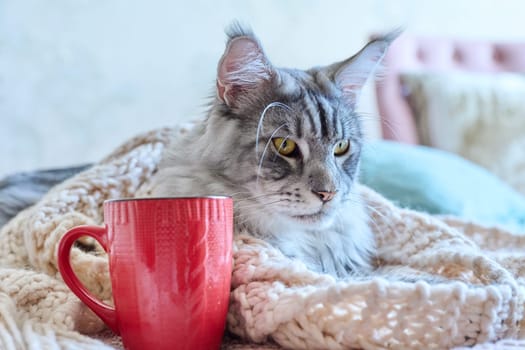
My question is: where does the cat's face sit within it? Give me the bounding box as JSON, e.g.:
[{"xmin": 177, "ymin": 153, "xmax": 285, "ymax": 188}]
[
  {"xmin": 210, "ymin": 26, "xmax": 395, "ymax": 231},
  {"xmin": 219, "ymin": 70, "xmax": 363, "ymax": 229}
]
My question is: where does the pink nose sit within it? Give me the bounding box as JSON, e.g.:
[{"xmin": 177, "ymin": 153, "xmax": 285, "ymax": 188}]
[{"xmin": 312, "ymin": 190, "xmax": 336, "ymax": 203}]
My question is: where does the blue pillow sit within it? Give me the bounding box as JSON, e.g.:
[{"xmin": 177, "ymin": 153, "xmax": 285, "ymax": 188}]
[{"xmin": 360, "ymin": 141, "xmax": 525, "ymax": 232}]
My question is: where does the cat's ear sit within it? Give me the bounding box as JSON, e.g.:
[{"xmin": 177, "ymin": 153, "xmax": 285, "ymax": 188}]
[
  {"xmin": 323, "ymin": 31, "xmax": 400, "ymax": 108},
  {"xmin": 217, "ymin": 35, "xmax": 273, "ymax": 107}
]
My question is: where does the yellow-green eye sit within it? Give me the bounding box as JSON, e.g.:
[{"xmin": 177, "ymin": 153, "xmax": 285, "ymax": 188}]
[
  {"xmin": 272, "ymin": 137, "xmax": 297, "ymax": 157},
  {"xmin": 334, "ymin": 140, "xmax": 350, "ymax": 156}
]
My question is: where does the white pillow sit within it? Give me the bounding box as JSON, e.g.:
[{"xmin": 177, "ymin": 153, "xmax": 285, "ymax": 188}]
[{"xmin": 401, "ymin": 72, "xmax": 525, "ymax": 195}]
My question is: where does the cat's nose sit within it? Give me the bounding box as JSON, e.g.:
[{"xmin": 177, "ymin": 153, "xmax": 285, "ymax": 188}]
[{"xmin": 312, "ymin": 190, "xmax": 336, "ymax": 203}]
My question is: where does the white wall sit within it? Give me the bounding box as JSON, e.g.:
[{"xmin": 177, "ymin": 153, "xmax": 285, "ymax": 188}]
[{"xmin": 1, "ymin": 0, "xmax": 525, "ymax": 177}]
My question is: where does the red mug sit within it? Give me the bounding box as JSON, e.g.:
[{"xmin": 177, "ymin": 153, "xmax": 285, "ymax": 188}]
[{"xmin": 57, "ymin": 196, "xmax": 233, "ymax": 350}]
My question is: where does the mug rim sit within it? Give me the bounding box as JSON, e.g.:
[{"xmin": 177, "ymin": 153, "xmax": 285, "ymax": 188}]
[{"xmin": 104, "ymin": 196, "xmax": 231, "ymax": 203}]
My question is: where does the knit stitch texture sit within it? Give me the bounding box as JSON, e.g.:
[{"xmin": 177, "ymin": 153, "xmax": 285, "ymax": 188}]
[{"xmin": 1, "ymin": 125, "xmax": 525, "ymax": 349}]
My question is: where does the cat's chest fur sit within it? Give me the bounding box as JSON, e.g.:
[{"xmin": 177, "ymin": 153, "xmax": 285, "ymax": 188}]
[{"xmin": 240, "ymin": 199, "xmax": 374, "ymax": 278}]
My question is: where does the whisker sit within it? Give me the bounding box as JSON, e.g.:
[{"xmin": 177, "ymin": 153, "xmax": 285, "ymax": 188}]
[
  {"xmin": 235, "ymin": 213, "xmax": 259, "ymax": 229},
  {"xmin": 228, "ymin": 191, "xmax": 253, "ymax": 197},
  {"xmin": 358, "ymin": 111, "xmax": 403, "ymax": 141},
  {"xmin": 353, "ymin": 193, "xmax": 397, "ymax": 233},
  {"xmin": 204, "ymin": 165, "xmax": 256, "ymax": 171},
  {"xmin": 235, "ymin": 198, "xmax": 288, "ymax": 211},
  {"xmin": 340, "ymin": 191, "xmax": 396, "ymax": 235},
  {"xmin": 234, "ymin": 209, "xmax": 263, "ymax": 228},
  {"xmin": 271, "ymin": 134, "xmax": 291, "ymax": 162},
  {"xmin": 255, "ymin": 102, "xmax": 292, "ymax": 157},
  {"xmin": 256, "ymin": 124, "xmax": 287, "ymax": 188},
  {"xmin": 233, "ymin": 203, "xmax": 281, "ymax": 229},
  {"xmin": 233, "ymin": 192, "xmax": 281, "ymax": 203}
]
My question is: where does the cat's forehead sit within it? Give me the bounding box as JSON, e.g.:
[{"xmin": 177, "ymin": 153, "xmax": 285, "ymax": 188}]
[
  {"xmin": 276, "ymin": 68, "xmax": 338, "ymax": 99},
  {"xmin": 260, "ymin": 69, "xmax": 358, "ymax": 140}
]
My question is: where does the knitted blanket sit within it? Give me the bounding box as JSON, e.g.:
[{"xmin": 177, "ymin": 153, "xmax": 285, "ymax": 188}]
[{"xmin": 1, "ymin": 126, "xmax": 525, "ymax": 350}]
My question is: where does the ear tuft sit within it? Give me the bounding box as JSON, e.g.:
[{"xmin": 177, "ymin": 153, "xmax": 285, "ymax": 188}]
[
  {"xmin": 217, "ymin": 35, "xmax": 272, "ymax": 106},
  {"xmin": 329, "ymin": 30, "xmax": 401, "ymax": 108}
]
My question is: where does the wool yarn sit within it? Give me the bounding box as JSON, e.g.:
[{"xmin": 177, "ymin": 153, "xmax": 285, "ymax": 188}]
[{"xmin": 1, "ymin": 125, "xmax": 524, "ymax": 349}]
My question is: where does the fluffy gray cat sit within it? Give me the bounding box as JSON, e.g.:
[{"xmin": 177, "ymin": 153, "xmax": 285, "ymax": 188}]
[
  {"xmin": 0, "ymin": 25, "xmax": 398, "ymax": 279},
  {"xmin": 150, "ymin": 25, "xmax": 398, "ymax": 278}
]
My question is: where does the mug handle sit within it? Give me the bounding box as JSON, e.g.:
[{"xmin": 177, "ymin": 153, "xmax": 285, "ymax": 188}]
[{"xmin": 57, "ymin": 225, "xmax": 119, "ymax": 334}]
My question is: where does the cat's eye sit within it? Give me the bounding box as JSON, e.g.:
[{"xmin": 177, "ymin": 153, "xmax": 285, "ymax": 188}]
[
  {"xmin": 334, "ymin": 140, "xmax": 350, "ymax": 156},
  {"xmin": 272, "ymin": 137, "xmax": 298, "ymax": 157}
]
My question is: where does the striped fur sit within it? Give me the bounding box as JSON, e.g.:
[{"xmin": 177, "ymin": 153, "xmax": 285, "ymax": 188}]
[{"xmin": 151, "ymin": 25, "xmax": 397, "ymax": 278}]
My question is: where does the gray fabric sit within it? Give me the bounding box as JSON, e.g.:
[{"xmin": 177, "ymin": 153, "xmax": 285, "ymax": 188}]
[{"xmin": 0, "ymin": 164, "xmax": 91, "ymax": 227}]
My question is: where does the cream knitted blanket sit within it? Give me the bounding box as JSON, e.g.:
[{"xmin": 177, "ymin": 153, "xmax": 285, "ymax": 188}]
[{"xmin": 1, "ymin": 126, "xmax": 525, "ymax": 350}]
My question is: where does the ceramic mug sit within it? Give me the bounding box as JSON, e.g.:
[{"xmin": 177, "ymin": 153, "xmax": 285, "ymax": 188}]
[{"xmin": 57, "ymin": 196, "xmax": 233, "ymax": 350}]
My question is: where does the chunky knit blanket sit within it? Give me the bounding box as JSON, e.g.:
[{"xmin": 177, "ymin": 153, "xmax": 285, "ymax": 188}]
[{"xmin": 1, "ymin": 126, "xmax": 525, "ymax": 350}]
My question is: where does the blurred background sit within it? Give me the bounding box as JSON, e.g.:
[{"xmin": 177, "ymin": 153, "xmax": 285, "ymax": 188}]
[{"xmin": 1, "ymin": 0, "xmax": 525, "ymax": 178}]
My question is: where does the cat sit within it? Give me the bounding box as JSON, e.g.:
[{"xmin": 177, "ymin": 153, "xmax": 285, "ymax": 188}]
[
  {"xmin": 149, "ymin": 24, "xmax": 399, "ymax": 278},
  {"xmin": 0, "ymin": 25, "xmax": 399, "ymax": 279}
]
